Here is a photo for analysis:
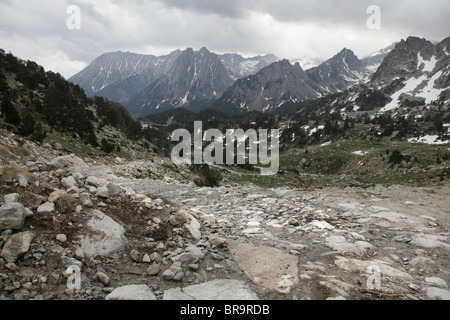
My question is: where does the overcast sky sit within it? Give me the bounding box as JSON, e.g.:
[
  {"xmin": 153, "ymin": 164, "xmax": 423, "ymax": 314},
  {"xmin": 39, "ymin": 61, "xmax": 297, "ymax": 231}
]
[{"xmin": 1, "ymin": 0, "xmax": 449, "ymax": 78}]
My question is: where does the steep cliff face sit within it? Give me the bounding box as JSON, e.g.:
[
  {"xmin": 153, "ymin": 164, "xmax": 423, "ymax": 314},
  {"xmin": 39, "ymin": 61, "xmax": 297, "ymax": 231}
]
[
  {"xmin": 128, "ymin": 48, "xmax": 235, "ymax": 117},
  {"xmin": 68, "ymin": 50, "xmax": 182, "ymax": 106}
]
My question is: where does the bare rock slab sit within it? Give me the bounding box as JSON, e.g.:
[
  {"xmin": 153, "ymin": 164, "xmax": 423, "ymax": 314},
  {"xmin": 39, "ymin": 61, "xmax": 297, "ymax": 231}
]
[
  {"xmin": 229, "ymin": 242, "xmax": 299, "ymax": 294},
  {"xmin": 78, "ymin": 210, "xmax": 128, "ymax": 259},
  {"xmin": 163, "ymin": 279, "xmax": 259, "ymax": 300},
  {"xmin": 105, "ymin": 285, "xmax": 156, "ymax": 300}
]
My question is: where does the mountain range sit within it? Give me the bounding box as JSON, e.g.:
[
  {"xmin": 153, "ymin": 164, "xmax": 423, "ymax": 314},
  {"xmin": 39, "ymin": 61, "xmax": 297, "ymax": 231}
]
[
  {"xmin": 69, "ymin": 48, "xmax": 278, "ymax": 117},
  {"xmin": 69, "ymin": 37, "xmax": 448, "ymax": 118},
  {"xmin": 290, "ymin": 36, "xmax": 450, "ymax": 133}
]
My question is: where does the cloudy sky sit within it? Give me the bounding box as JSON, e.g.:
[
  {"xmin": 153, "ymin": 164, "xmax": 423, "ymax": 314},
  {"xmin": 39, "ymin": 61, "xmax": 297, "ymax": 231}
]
[{"xmin": 1, "ymin": 0, "xmax": 449, "ymax": 78}]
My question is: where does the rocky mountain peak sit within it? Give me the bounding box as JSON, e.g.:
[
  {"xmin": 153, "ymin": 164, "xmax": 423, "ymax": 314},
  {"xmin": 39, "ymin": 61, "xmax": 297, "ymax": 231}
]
[
  {"xmin": 371, "ymin": 36, "xmax": 446, "ymax": 86},
  {"xmin": 215, "ymin": 59, "xmax": 320, "ymax": 113}
]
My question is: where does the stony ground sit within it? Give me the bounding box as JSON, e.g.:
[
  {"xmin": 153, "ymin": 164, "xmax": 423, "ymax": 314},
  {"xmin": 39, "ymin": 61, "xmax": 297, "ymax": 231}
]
[{"xmin": 0, "ymin": 131, "xmax": 449, "ymax": 300}]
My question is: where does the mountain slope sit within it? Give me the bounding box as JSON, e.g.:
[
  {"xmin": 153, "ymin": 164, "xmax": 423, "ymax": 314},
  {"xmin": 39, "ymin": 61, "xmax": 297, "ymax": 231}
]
[
  {"xmin": 0, "ymin": 49, "xmax": 168, "ymax": 157},
  {"xmin": 283, "ymin": 36, "xmax": 449, "ymax": 148},
  {"xmin": 372, "ymin": 36, "xmax": 450, "ymax": 112},
  {"xmin": 306, "ymin": 44, "xmax": 395, "ymax": 95},
  {"xmin": 215, "ymin": 59, "xmax": 322, "ymax": 113},
  {"xmin": 128, "ymin": 47, "xmax": 235, "ymax": 117},
  {"xmin": 69, "ymin": 50, "xmax": 182, "ymax": 106},
  {"xmin": 219, "ymin": 53, "xmax": 278, "ymax": 81}
]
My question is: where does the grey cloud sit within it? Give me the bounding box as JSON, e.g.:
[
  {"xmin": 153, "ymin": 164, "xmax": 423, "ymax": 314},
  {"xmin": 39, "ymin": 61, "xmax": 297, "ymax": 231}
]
[
  {"xmin": 154, "ymin": 0, "xmax": 249, "ymax": 18},
  {"xmin": 0, "ymin": 0, "xmax": 448, "ymax": 78},
  {"xmin": 155, "ymin": 0, "xmax": 450, "ymax": 34}
]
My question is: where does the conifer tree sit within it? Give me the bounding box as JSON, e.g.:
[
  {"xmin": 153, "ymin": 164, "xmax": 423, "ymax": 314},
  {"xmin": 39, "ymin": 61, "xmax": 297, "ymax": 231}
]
[{"xmin": 1, "ymin": 93, "xmax": 21, "ymax": 126}]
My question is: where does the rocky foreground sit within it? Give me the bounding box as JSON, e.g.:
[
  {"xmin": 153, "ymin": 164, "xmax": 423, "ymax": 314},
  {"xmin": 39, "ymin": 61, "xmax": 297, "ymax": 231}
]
[{"xmin": 0, "ymin": 132, "xmax": 449, "ymax": 301}]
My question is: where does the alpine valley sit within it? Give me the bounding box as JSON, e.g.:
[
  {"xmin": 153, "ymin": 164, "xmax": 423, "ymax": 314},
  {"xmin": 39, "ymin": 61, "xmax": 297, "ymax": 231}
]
[{"xmin": 1, "ymin": 35, "xmax": 450, "ymax": 302}]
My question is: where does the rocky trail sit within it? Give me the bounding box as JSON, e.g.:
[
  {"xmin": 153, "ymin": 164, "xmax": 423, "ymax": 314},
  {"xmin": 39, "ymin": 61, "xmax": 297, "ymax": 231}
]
[{"xmin": 0, "ymin": 132, "xmax": 449, "ymax": 301}]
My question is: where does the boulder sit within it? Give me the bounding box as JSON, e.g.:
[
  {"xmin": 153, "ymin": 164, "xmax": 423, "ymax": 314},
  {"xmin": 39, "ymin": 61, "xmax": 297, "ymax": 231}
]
[
  {"xmin": 0, "ymin": 203, "xmax": 26, "ymax": 230},
  {"xmin": 95, "ymin": 186, "xmax": 110, "ymax": 199},
  {"xmin": 61, "ymin": 176, "xmax": 78, "ymax": 189},
  {"xmin": 19, "ymin": 191, "xmax": 44, "ymax": 209},
  {"xmin": 49, "ymin": 157, "xmax": 66, "ymax": 169},
  {"xmin": 106, "ymin": 182, "xmax": 122, "ymax": 197},
  {"xmin": 1, "ymin": 231, "xmax": 34, "ymax": 263},
  {"xmin": 50, "ymin": 154, "xmax": 87, "ymax": 169},
  {"xmin": 86, "ymin": 176, "xmax": 107, "ymax": 188},
  {"xmin": 78, "ymin": 210, "xmax": 127, "ymax": 259}
]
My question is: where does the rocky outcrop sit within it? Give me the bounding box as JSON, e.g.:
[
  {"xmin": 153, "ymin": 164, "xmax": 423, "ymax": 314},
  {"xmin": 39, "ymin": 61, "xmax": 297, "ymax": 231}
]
[{"xmin": 229, "ymin": 243, "xmax": 299, "ymax": 294}]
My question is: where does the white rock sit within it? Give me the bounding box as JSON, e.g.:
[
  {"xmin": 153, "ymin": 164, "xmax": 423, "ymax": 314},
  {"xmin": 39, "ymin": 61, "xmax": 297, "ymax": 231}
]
[
  {"xmin": 105, "ymin": 285, "xmax": 156, "ymax": 300},
  {"xmin": 0, "ymin": 202, "xmax": 26, "ymax": 230},
  {"xmin": 425, "ymin": 277, "xmax": 448, "ymax": 289},
  {"xmin": 86, "ymin": 176, "xmax": 107, "ymax": 188},
  {"xmin": 410, "ymin": 235, "xmax": 450, "ymax": 251},
  {"xmin": 18, "ymin": 174, "xmax": 28, "ymax": 188},
  {"xmin": 56, "ymin": 234, "xmax": 67, "ymax": 243},
  {"xmin": 425, "ymin": 287, "xmax": 450, "ymax": 300},
  {"xmin": 61, "ymin": 176, "xmax": 78, "ymax": 189},
  {"xmin": 163, "ymin": 279, "xmax": 259, "ymax": 300},
  {"xmin": 335, "ymin": 256, "xmax": 414, "ymax": 281},
  {"xmin": 37, "ymin": 202, "xmax": 55, "ymax": 214},
  {"xmin": 49, "ymin": 157, "xmax": 66, "ymax": 169},
  {"xmin": 185, "ymin": 214, "xmax": 201, "ymax": 240},
  {"xmin": 3, "ymin": 193, "xmax": 20, "ymax": 203},
  {"xmin": 325, "ymin": 236, "xmax": 374, "ymax": 256},
  {"xmin": 309, "ymin": 220, "xmax": 335, "ymax": 230},
  {"xmin": 95, "ymin": 186, "xmax": 110, "ymax": 199},
  {"xmin": 79, "ymin": 210, "xmax": 128, "ymax": 259}
]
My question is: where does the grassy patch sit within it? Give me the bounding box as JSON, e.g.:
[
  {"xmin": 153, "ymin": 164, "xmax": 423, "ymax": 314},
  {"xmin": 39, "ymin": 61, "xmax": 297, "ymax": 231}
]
[
  {"xmin": 0, "ymin": 142, "xmax": 15, "ymax": 159},
  {"xmin": 227, "ymin": 139, "xmax": 450, "ymax": 189},
  {"xmin": 43, "ymin": 131, "xmax": 104, "ymax": 156},
  {"xmin": 9, "ymin": 146, "xmax": 30, "ymax": 158}
]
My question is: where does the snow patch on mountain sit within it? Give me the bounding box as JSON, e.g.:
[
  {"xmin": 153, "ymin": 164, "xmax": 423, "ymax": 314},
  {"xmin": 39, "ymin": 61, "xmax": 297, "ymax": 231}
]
[
  {"xmin": 418, "ymin": 54, "xmax": 438, "ymax": 73},
  {"xmin": 408, "ymin": 135, "xmax": 450, "ymax": 145},
  {"xmin": 381, "ymin": 75, "xmax": 427, "ymax": 112},
  {"xmin": 418, "ymin": 70, "xmax": 446, "ymax": 104}
]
